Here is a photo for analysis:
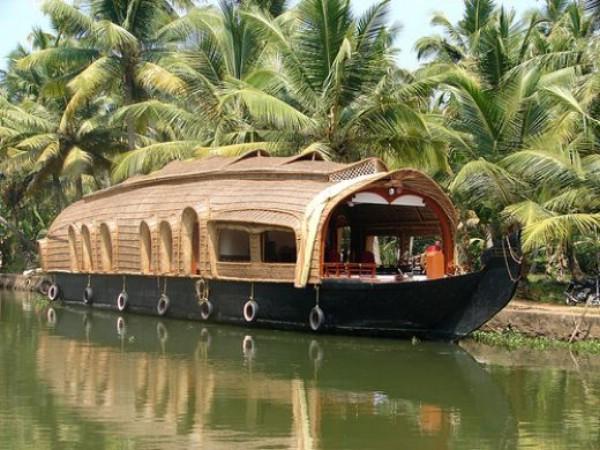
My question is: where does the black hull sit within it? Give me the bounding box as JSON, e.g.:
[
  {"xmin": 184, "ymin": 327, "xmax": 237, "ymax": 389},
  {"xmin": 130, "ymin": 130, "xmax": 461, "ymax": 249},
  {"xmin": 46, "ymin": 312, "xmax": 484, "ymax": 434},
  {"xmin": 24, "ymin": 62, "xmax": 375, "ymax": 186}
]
[{"xmin": 49, "ymin": 243, "xmax": 520, "ymax": 340}]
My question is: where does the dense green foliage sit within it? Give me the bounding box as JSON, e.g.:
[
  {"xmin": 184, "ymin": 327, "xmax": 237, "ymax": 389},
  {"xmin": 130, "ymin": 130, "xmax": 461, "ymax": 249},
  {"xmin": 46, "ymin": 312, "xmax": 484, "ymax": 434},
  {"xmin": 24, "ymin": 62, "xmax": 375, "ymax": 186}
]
[{"xmin": 0, "ymin": 0, "xmax": 598, "ymax": 284}]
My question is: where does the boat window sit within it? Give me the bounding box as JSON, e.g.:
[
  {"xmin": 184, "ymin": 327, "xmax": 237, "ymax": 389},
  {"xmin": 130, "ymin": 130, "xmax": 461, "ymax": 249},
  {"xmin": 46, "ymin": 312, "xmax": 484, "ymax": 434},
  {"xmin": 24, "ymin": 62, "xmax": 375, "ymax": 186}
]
[
  {"xmin": 81, "ymin": 225, "xmax": 93, "ymax": 271},
  {"xmin": 181, "ymin": 208, "xmax": 200, "ymax": 274},
  {"xmin": 159, "ymin": 221, "xmax": 173, "ymax": 273},
  {"xmin": 218, "ymin": 229, "xmax": 250, "ymax": 262},
  {"xmin": 261, "ymin": 230, "xmax": 297, "ymax": 263},
  {"xmin": 99, "ymin": 223, "xmax": 113, "ymax": 271},
  {"xmin": 140, "ymin": 222, "xmax": 152, "ymax": 273},
  {"xmin": 68, "ymin": 226, "xmax": 79, "ymax": 271}
]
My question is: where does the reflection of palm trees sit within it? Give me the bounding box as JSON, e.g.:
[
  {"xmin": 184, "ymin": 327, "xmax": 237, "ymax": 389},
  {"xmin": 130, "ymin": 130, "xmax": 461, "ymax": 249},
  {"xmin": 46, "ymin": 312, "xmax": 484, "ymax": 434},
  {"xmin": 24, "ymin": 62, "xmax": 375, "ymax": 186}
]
[
  {"xmin": 31, "ymin": 305, "xmax": 522, "ymax": 449},
  {"xmin": 36, "ymin": 317, "xmax": 321, "ymax": 448},
  {"xmin": 37, "ymin": 333, "xmax": 220, "ymax": 448}
]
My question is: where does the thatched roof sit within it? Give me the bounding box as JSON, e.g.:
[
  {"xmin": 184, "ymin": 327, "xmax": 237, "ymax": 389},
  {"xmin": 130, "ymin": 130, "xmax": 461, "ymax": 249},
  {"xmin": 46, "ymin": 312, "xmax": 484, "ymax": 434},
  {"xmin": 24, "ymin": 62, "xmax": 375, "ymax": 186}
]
[{"xmin": 42, "ymin": 151, "xmax": 457, "ymax": 285}]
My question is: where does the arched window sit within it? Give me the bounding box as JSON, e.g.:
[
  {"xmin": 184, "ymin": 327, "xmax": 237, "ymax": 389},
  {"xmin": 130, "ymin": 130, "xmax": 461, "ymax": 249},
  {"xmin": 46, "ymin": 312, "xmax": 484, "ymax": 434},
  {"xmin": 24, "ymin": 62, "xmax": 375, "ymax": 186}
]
[
  {"xmin": 81, "ymin": 225, "xmax": 94, "ymax": 271},
  {"xmin": 68, "ymin": 226, "xmax": 79, "ymax": 271},
  {"xmin": 99, "ymin": 223, "xmax": 113, "ymax": 271},
  {"xmin": 140, "ymin": 222, "xmax": 152, "ymax": 273},
  {"xmin": 159, "ymin": 221, "xmax": 173, "ymax": 273},
  {"xmin": 181, "ymin": 208, "xmax": 200, "ymax": 274}
]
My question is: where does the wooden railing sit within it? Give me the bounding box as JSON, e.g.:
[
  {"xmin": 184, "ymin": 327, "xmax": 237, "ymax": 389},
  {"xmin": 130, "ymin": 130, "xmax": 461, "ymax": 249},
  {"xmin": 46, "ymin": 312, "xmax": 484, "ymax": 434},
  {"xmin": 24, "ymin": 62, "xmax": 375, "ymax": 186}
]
[{"xmin": 323, "ymin": 262, "xmax": 376, "ymax": 279}]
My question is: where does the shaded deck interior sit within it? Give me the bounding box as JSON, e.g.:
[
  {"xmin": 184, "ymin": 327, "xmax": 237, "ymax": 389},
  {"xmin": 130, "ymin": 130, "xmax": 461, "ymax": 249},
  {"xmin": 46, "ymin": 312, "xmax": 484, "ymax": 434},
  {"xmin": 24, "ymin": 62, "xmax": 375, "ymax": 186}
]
[{"xmin": 322, "ymin": 189, "xmax": 452, "ymax": 282}]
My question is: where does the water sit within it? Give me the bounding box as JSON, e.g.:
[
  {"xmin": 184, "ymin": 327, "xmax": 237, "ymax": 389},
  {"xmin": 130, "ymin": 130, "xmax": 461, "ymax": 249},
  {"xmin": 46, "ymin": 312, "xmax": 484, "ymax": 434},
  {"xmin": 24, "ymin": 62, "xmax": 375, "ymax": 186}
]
[{"xmin": 1, "ymin": 292, "xmax": 600, "ymax": 450}]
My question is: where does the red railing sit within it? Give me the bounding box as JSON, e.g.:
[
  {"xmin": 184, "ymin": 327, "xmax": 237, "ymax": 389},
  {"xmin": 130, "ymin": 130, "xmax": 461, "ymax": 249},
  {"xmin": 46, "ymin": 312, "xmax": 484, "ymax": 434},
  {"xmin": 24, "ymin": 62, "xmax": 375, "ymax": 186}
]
[{"xmin": 323, "ymin": 262, "xmax": 376, "ymax": 278}]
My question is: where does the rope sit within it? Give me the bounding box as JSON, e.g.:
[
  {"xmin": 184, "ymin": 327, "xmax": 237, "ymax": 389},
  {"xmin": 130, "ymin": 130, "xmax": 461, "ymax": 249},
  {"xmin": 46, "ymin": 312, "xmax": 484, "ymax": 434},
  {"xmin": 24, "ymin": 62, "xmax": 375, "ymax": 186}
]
[
  {"xmin": 87, "ymin": 274, "xmax": 91, "ymax": 288},
  {"xmin": 122, "ymin": 275, "xmax": 126, "ymax": 292},
  {"xmin": 195, "ymin": 279, "xmax": 203, "ymax": 301},
  {"xmin": 505, "ymin": 235, "xmax": 523, "ymax": 264},
  {"xmin": 195, "ymin": 278, "xmax": 209, "ymax": 303},
  {"xmin": 314, "ymin": 284, "xmax": 320, "ymax": 307},
  {"xmin": 162, "ymin": 278, "xmax": 168, "ymax": 295},
  {"xmin": 502, "ymin": 239, "xmax": 521, "ymax": 283}
]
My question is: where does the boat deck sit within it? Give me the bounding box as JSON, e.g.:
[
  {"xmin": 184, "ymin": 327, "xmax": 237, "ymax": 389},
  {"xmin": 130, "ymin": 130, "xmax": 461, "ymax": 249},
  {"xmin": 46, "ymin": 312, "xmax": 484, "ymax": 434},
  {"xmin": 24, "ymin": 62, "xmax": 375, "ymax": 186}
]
[{"xmin": 323, "ymin": 273, "xmax": 431, "ymax": 284}]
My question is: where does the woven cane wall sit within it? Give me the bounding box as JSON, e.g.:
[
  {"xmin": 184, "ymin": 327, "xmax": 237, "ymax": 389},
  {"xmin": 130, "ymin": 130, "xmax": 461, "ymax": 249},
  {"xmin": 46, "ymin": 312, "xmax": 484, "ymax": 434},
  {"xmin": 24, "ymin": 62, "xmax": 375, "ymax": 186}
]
[{"xmin": 45, "ymin": 176, "xmax": 328, "ymax": 281}]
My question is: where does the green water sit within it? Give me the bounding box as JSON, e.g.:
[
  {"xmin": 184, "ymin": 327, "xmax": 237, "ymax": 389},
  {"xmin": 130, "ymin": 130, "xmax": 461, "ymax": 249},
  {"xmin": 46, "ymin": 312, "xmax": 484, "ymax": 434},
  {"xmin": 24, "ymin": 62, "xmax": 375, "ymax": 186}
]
[{"xmin": 1, "ymin": 292, "xmax": 600, "ymax": 450}]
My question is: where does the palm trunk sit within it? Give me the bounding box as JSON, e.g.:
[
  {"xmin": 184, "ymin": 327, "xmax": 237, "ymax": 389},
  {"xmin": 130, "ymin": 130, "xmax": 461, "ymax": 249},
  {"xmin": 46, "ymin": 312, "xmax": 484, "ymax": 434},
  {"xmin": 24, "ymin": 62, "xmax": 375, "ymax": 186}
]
[
  {"xmin": 75, "ymin": 176, "xmax": 83, "ymax": 200},
  {"xmin": 52, "ymin": 174, "xmax": 63, "ymax": 211},
  {"xmin": 124, "ymin": 67, "xmax": 137, "ymax": 150},
  {"xmin": 566, "ymin": 241, "xmax": 584, "ymax": 281}
]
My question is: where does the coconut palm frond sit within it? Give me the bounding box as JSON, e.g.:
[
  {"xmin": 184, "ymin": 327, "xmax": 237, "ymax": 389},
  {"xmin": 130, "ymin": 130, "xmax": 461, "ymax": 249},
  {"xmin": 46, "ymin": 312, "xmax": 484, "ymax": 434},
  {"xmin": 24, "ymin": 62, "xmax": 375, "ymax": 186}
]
[
  {"xmin": 242, "ymin": 8, "xmax": 319, "ymax": 106},
  {"xmin": 112, "ymin": 141, "xmax": 203, "ymax": 182},
  {"xmin": 297, "ymin": 142, "xmax": 333, "ymax": 160},
  {"xmin": 42, "ymin": 0, "xmax": 94, "ymax": 35},
  {"xmin": 60, "ymin": 57, "xmax": 121, "ymax": 130},
  {"xmin": 522, "ymin": 213, "xmax": 600, "ymax": 251},
  {"xmin": 156, "ymin": 6, "xmax": 221, "ymax": 42},
  {"xmin": 195, "ymin": 141, "xmax": 285, "ymax": 158},
  {"xmin": 502, "ymin": 200, "xmax": 555, "ymax": 228},
  {"xmin": 543, "ymin": 187, "xmax": 598, "ymax": 213},
  {"xmin": 112, "ymin": 100, "xmax": 192, "ymax": 126},
  {"xmin": 583, "ymin": 154, "xmax": 600, "ymax": 180},
  {"xmin": 61, "ymin": 146, "xmax": 93, "ymax": 176},
  {"xmin": 542, "ymin": 85, "xmax": 595, "ymax": 120},
  {"xmin": 135, "ymin": 62, "xmax": 187, "ymax": 96},
  {"xmin": 35, "ymin": 141, "xmax": 61, "ymax": 166},
  {"xmin": 450, "ymin": 158, "xmax": 521, "ymax": 206},
  {"xmin": 0, "ymin": 102, "xmax": 54, "ymax": 132},
  {"xmin": 220, "ymin": 88, "xmax": 314, "ymax": 130},
  {"xmin": 92, "ymin": 20, "xmax": 138, "ymax": 52},
  {"xmin": 502, "ymin": 149, "xmax": 583, "ymax": 186},
  {"xmin": 16, "ymin": 133, "xmax": 58, "ymax": 151},
  {"xmin": 16, "ymin": 47, "xmax": 99, "ymax": 71}
]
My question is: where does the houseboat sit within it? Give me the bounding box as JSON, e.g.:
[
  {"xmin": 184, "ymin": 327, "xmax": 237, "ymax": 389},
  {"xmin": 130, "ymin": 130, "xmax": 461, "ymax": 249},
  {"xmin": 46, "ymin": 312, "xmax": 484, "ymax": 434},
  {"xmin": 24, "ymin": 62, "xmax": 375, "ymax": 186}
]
[{"xmin": 39, "ymin": 150, "xmax": 522, "ymax": 339}]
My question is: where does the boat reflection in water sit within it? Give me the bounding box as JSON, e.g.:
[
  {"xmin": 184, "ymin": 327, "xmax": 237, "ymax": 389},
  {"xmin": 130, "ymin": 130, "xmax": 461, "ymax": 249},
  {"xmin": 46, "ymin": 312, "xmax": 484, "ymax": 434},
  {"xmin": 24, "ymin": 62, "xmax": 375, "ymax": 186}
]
[{"xmin": 37, "ymin": 305, "xmax": 517, "ymax": 449}]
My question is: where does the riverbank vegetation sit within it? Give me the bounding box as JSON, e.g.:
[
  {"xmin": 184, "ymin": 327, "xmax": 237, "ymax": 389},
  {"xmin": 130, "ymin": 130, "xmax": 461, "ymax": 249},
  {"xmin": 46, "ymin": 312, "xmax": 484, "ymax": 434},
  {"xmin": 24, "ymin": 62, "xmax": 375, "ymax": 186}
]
[
  {"xmin": 471, "ymin": 330, "xmax": 600, "ymax": 354},
  {"xmin": 0, "ymin": 0, "xmax": 599, "ymax": 289}
]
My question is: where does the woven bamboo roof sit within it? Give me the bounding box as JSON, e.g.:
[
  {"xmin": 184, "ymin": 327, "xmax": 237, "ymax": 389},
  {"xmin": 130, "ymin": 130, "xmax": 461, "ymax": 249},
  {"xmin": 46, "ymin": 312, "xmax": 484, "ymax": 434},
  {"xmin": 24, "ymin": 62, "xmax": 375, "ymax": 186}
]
[{"xmin": 42, "ymin": 151, "xmax": 458, "ymax": 284}]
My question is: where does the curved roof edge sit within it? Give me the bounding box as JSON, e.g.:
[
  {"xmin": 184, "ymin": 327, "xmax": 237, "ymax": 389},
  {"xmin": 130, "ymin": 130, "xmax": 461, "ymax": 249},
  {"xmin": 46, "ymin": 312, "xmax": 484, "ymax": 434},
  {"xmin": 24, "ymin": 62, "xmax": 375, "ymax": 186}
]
[{"xmin": 295, "ymin": 168, "xmax": 456, "ymax": 287}]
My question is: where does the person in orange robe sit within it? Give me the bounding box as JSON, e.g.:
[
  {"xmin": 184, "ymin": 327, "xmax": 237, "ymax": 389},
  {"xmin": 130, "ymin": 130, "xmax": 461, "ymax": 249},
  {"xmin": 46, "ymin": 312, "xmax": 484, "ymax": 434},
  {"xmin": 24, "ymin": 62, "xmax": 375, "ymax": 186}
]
[{"xmin": 423, "ymin": 240, "xmax": 445, "ymax": 279}]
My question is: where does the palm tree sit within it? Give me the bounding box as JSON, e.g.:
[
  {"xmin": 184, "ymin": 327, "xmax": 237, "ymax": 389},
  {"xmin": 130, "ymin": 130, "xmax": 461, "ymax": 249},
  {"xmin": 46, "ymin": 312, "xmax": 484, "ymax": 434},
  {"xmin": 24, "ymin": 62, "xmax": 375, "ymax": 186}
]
[
  {"xmin": 0, "ymin": 93, "xmax": 124, "ymax": 206},
  {"xmin": 502, "ymin": 147, "xmax": 600, "ymax": 279},
  {"xmin": 112, "ymin": 0, "xmax": 456, "ymax": 180},
  {"xmin": 108, "ymin": 0, "xmax": 284, "ymax": 180},
  {"xmin": 242, "ymin": 0, "xmax": 445, "ymax": 163},
  {"xmin": 18, "ymin": 0, "xmax": 192, "ymax": 150},
  {"xmin": 415, "ymin": 0, "xmax": 497, "ymax": 65},
  {"xmin": 431, "ymin": 2, "xmax": 595, "ymax": 224},
  {"xmin": 0, "ymin": 24, "xmax": 127, "ymax": 206},
  {"xmin": 416, "ymin": 0, "xmax": 600, "ymax": 278}
]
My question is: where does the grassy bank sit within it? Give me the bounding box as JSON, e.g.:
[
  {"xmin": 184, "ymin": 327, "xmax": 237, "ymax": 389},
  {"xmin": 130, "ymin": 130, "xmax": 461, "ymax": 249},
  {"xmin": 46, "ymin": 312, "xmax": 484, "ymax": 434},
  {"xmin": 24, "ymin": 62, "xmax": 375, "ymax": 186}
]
[
  {"xmin": 517, "ymin": 274, "xmax": 568, "ymax": 305},
  {"xmin": 470, "ymin": 330, "xmax": 600, "ymax": 355}
]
